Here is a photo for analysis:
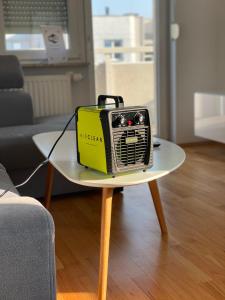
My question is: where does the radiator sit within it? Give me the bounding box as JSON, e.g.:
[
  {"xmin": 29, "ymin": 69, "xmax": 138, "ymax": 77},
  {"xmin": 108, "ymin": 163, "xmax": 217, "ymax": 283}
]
[{"xmin": 24, "ymin": 74, "xmax": 73, "ymax": 117}]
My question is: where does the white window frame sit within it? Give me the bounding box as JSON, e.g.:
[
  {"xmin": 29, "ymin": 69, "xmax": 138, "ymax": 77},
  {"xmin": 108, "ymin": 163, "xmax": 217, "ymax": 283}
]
[{"xmin": 0, "ymin": 0, "xmax": 87, "ymax": 64}]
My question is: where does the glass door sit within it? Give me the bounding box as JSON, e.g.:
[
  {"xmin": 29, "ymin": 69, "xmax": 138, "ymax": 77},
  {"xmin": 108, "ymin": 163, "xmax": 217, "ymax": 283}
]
[{"xmin": 91, "ymin": 0, "xmax": 157, "ymax": 134}]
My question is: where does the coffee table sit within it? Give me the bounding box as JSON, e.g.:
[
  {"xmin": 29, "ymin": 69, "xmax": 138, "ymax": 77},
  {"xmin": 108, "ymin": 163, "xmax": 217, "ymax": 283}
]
[{"xmin": 33, "ymin": 131, "xmax": 185, "ymax": 300}]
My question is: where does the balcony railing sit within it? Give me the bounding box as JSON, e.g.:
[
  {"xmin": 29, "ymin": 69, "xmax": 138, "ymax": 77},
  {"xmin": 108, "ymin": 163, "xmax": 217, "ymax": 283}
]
[
  {"xmin": 95, "ymin": 45, "xmax": 154, "ymax": 55},
  {"xmin": 94, "ymin": 45, "xmax": 156, "ymax": 133},
  {"xmin": 94, "ymin": 44, "xmax": 154, "ymax": 63}
]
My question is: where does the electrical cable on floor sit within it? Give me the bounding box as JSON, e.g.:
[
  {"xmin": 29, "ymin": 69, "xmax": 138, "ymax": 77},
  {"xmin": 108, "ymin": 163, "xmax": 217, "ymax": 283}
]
[{"xmin": 0, "ymin": 112, "xmax": 76, "ymax": 198}]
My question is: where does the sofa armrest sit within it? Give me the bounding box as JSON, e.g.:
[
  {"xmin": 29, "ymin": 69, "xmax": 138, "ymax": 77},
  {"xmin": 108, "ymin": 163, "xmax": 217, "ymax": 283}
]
[
  {"xmin": 0, "ymin": 91, "xmax": 33, "ymax": 127},
  {"xmin": 0, "ymin": 197, "xmax": 56, "ymax": 300}
]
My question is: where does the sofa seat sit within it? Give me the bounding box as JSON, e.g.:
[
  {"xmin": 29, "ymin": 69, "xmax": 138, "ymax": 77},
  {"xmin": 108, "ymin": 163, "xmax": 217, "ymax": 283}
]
[
  {"xmin": 0, "ymin": 114, "xmax": 87, "ymax": 198},
  {"xmin": 0, "ymin": 114, "xmax": 75, "ymax": 171}
]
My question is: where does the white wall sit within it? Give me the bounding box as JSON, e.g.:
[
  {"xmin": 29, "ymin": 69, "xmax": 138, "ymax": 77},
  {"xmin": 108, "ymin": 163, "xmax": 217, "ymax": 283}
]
[
  {"xmin": 171, "ymin": 0, "xmax": 223, "ymax": 143},
  {"xmin": 215, "ymin": 2, "xmax": 225, "ymax": 90}
]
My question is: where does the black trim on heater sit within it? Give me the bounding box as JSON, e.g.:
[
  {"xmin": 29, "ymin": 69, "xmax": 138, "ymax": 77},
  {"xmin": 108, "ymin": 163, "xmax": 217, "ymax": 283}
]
[{"xmin": 100, "ymin": 110, "xmax": 113, "ymax": 174}]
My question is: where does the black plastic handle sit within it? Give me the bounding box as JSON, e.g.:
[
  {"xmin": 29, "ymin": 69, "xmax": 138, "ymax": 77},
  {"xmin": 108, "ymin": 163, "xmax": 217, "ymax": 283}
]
[{"xmin": 97, "ymin": 95, "xmax": 124, "ymax": 108}]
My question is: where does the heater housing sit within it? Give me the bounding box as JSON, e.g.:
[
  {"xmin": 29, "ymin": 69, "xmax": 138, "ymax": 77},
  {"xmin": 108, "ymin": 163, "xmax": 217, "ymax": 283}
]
[{"xmin": 75, "ymin": 95, "xmax": 153, "ymax": 175}]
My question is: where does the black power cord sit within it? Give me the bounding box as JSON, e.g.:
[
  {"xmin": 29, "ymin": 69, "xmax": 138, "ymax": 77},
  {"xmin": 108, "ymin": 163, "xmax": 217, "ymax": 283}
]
[
  {"xmin": 0, "ymin": 112, "xmax": 76, "ymax": 198},
  {"xmin": 47, "ymin": 112, "xmax": 76, "ymax": 160}
]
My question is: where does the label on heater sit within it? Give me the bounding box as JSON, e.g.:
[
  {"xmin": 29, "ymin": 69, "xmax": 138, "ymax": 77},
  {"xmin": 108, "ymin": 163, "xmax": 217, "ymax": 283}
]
[{"xmin": 125, "ymin": 137, "xmax": 138, "ymax": 144}]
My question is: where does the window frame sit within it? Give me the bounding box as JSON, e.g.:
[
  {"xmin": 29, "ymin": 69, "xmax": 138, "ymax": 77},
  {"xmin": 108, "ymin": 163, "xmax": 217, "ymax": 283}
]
[
  {"xmin": 154, "ymin": 0, "xmax": 171, "ymax": 139},
  {"xmin": 0, "ymin": 0, "xmax": 87, "ymax": 64}
]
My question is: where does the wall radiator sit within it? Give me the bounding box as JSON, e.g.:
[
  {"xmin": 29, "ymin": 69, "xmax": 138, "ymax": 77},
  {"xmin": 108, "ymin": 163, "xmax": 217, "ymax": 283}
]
[{"xmin": 24, "ymin": 74, "xmax": 74, "ymax": 118}]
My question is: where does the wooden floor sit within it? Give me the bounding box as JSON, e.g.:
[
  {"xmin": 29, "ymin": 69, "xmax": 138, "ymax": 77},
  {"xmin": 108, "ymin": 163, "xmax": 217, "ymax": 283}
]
[{"xmin": 50, "ymin": 143, "xmax": 225, "ymax": 300}]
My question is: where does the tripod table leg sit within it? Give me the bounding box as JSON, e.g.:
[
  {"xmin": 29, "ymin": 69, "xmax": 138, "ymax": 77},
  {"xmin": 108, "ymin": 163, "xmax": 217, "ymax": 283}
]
[
  {"xmin": 148, "ymin": 180, "xmax": 168, "ymax": 235},
  {"xmin": 97, "ymin": 188, "xmax": 114, "ymax": 300}
]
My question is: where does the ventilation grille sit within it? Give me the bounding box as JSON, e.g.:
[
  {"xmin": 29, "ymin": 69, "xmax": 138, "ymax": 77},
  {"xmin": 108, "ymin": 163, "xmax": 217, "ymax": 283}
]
[{"xmin": 113, "ymin": 126, "xmax": 149, "ymax": 169}]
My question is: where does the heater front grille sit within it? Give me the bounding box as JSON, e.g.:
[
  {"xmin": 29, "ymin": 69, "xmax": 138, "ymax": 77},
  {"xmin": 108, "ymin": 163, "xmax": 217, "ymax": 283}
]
[{"xmin": 113, "ymin": 126, "xmax": 149, "ymax": 169}]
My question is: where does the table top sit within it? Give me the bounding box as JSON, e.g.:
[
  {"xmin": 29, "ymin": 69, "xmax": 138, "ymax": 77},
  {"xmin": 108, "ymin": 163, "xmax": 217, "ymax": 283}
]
[{"xmin": 33, "ymin": 131, "xmax": 185, "ymax": 188}]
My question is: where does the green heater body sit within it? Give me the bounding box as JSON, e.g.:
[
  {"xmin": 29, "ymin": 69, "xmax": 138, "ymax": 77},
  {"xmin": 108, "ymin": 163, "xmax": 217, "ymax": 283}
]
[{"xmin": 76, "ymin": 95, "xmax": 153, "ymax": 175}]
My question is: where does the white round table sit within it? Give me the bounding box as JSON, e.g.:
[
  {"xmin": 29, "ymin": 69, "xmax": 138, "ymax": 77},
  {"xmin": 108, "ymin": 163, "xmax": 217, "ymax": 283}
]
[{"xmin": 33, "ymin": 131, "xmax": 185, "ymax": 300}]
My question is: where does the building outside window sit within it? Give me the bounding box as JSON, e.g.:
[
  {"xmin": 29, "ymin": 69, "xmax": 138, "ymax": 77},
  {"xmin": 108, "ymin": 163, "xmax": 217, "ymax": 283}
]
[
  {"xmin": 104, "ymin": 39, "xmax": 123, "ymax": 61},
  {"xmin": 92, "ymin": 1, "xmax": 157, "ymax": 133}
]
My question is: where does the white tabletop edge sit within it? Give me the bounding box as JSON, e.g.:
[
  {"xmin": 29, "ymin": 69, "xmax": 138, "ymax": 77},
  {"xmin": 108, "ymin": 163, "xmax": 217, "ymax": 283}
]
[{"xmin": 33, "ymin": 131, "xmax": 186, "ymax": 188}]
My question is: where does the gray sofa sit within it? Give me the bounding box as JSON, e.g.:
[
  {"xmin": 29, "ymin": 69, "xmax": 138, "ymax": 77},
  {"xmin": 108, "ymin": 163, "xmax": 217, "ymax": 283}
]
[
  {"xmin": 0, "ymin": 55, "xmax": 85, "ymax": 198},
  {"xmin": 0, "ymin": 163, "xmax": 56, "ymax": 299}
]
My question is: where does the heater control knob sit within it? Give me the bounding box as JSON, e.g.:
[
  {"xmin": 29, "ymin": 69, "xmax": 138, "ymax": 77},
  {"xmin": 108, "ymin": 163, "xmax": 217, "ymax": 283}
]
[
  {"xmin": 115, "ymin": 114, "xmax": 126, "ymax": 127},
  {"xmin": 134, "ymin": 112, "xmax": 145, "ymax": 124},
  {"xmin": 113, "ymin": 115, "xmax": 127, "ymax": 128}
]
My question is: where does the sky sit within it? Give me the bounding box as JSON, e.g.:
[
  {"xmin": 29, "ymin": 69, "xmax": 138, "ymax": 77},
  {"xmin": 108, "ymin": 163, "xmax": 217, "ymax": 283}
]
[{"xmin": 92, "ymin": 0, "xmax": 153, "ymax": 18}]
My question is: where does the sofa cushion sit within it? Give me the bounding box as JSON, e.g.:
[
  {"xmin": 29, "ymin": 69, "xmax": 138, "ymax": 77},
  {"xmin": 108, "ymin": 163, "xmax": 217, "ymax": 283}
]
[
  {"xmin": 0, "ymin": 55, "xmax": 24, "ymax": 89},
  {"xmin": 0, "ymin": 91, "xmax": 33, "ymax": 127},
  {"xmin": 0, "ymin": 114, "xmax": 75, "ymax": 171},
  {"xmin": 0, "ymin": 163, "xmax": 19, "ymax": 198}
]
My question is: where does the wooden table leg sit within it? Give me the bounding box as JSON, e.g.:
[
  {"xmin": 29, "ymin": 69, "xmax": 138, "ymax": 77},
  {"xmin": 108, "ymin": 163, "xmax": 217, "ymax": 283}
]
[
  {"xmin": 148, "ymin": 180, "xmax": 168, "ymax": 235},
  {"xmin": 44, "ymin": 163, "xmax": 54, "ymax": 210},
  {"xmin": 98, "ymin": 188, "xmax": 114, "ymax": 300}
]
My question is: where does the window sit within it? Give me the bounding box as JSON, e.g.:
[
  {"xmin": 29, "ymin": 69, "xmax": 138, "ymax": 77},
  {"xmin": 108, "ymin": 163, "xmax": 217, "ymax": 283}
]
[
  {"xmin": 3, "ymin": 0, "xmax": 68, "ymax": 51},
  {"xmin": 92, "ymin": 1, "xmax": 157, "ymax": 134},
  {"xmin": 5, "ymin": 33, "xmax": 69, "ymax": 51},
  {"xmin": 104, "ymin": 40, "xmax": 113, "ymax": 48},
  {"xmin": 0, "ymin": 0, "xmax": 86, "ymax": 63},
  {"xmin": 104, "ymin": 39, "xmax": 123, "ymax": 61}
]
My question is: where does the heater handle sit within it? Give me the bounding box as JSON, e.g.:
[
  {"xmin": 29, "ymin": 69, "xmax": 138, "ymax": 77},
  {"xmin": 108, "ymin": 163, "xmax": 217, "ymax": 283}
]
[{"xmin": 98, "ymin": 95, "xmax": 124, "ymax": 108}]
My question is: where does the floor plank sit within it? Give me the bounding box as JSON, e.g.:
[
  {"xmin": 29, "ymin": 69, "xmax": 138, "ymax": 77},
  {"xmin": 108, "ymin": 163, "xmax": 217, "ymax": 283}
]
[{"xmin": 50, "ymin": 142, "xmax": 225, "ymax": 299}]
